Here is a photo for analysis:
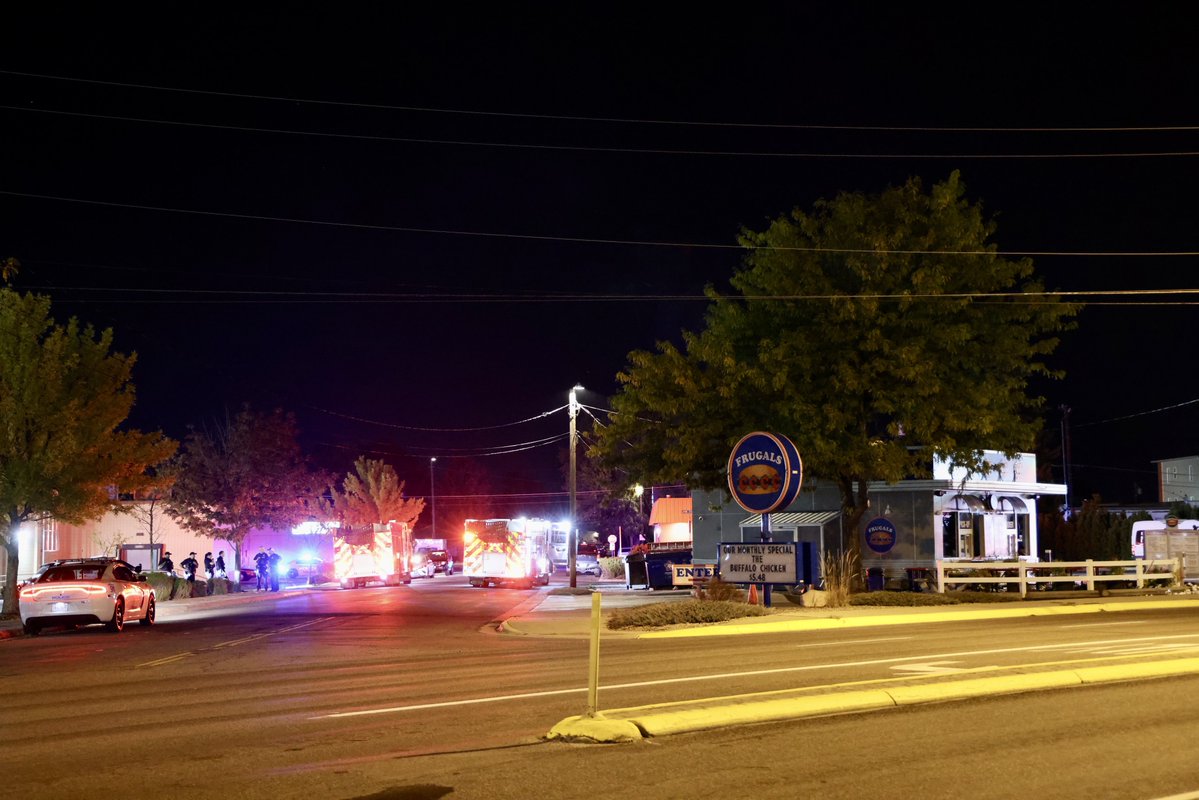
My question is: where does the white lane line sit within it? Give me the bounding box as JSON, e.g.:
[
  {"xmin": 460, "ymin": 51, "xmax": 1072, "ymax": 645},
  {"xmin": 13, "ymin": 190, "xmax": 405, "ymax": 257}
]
[
  {"xmin": 1059, "ymin": 621, "xmax": 1147, "ymax": 629},
  {"xmin": 138, "ymin": 653, "xmax": 195, "ymax": 667},
  {"xmin": 313, "ymin": 632, "xmax": 1199, "ymax": 720}
]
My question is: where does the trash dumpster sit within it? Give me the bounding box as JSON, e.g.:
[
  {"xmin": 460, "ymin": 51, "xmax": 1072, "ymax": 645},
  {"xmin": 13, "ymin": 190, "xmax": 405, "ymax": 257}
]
[
  {"xmin": 625, "ymin": 550, "xmax": 691, "ymax": 590},
  {"xmin": 866, "ymin": 567, "xmax": 885, "ymax": 591}
]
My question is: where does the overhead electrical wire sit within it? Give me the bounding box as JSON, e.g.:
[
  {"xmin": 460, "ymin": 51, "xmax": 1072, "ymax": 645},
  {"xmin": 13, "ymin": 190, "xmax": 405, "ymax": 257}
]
[
  {"xmin": 309, "ymin": 403, "xmax": 567, "ymax": 431},
  {"xmin": 4, "ymin": 190, "xmax": 1199, "ymax": 258},
  {"xmin": 4, "ymin": 105, "xmax": 1198, "ymax": 160},
  {"xmin": 4, "ymin": 69, "xmax": 1198, "ymax": 132}
]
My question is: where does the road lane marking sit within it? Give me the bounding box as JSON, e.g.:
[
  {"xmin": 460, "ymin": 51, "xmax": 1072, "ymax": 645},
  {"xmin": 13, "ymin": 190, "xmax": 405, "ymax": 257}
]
[
  {"xmin": 313, "ymin": 633, "xmax": 1199, "ymax": 720},
  {"xmin": 140, "ymin": 616, "xmax": 335, "ymax": 666},
  {"xmin": 1059, "ymin": 621, "xmax": 1147, "ymax": 629},
  {"xmin": 891, "ymin": 661, "xmax": 972, "ymax": 676}
]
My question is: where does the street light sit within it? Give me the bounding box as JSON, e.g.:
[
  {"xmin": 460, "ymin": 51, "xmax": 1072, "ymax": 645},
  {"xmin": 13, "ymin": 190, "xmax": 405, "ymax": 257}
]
[
  {"xmin": 430, "ymin": 457, "xmax": 437, "ymax": 538},
  {"xmin": 569, "ymin": 384, "xmax": 583, "ymax": 588}
]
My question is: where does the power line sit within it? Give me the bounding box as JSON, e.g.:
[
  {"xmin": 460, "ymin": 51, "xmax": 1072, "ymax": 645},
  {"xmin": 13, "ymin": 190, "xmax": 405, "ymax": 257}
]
[
  {"xmin": 5, "ymin": 70, "xmax": 1198, "ymax": 132},
  {"xmin": 309, "ymin": 404, "xmax": 567, "ymax": 431},
  {"xmin": 7, "ymin": 106, "xmax": 1199, "ymax": 159},
  {"xmin": 6, "ymin": 190, "xmax": 1199, "ymax": 257},
  {"xmin": 21, "ymin": 283, "xmax": 1199, "ymax": 304},
  {"xmin": 1075, "ymin": 397, "xmax": 1199, "ymax": 428}
]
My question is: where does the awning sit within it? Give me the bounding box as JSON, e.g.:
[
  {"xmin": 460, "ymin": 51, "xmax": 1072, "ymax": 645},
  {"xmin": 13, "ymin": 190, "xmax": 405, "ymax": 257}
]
[
  {"xmin": 649, "ymin": 497, "xmax": 693, "ymax": 526},
  {"xmin": 739, "ymin": 511, "xmax": 841, "ymax": 528}
]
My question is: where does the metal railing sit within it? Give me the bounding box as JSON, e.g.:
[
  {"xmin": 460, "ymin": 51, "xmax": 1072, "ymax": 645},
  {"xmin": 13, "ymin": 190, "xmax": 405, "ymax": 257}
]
[{"xmin": 935, "ymin": 558, "xmax": 1183, "ymax": 598}]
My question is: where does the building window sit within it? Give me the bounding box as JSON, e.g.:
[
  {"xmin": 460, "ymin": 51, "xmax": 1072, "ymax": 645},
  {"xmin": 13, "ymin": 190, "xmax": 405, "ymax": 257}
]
[{"xmin": 39, "ymin": 518, "xmax": 59, "ymax": 553}]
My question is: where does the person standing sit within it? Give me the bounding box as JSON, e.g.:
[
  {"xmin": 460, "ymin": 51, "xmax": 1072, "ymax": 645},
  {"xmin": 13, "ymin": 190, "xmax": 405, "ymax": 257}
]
[
  {"xmin": 181, "ymin": 552, "xmax": 199, "ymax": 590},
  {"xmin": 157, "ymin": 551, "xmax": 174, "ymax": 574},
  {"xmin": 203, "ymin": 552, "xmax": 215, "ymax": 594},
  {"xmin": 268, "ymin": 547, "xmax": 282, "ymax": 592},
  {"xmin": 215, "ymin": 550, "xmax": 227, "ymax": 579},
  {"xmin": 254, "ymin": 548, "xmax": 269, "ymax": 592}
]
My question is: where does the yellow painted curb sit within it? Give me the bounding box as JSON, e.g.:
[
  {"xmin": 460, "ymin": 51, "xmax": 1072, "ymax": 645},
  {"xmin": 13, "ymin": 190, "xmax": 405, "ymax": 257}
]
[
  {"xmin": 638, "ymin": 599, "xmax": 1199, "ymax": 639},
  {"xmin": 887, "ymin": 671, "xmax": 1081, "ymax": 704},
  {"xmin": 546, "ymin": 714, "xmax": 643, "ymax": 742},
  {"xmin": 1074, "ymin": 657, "xmax": 1199, "ymax": 684},
  {"xmin": 626, "ymin": 690, "xmax": 896, "ymax": 737}
]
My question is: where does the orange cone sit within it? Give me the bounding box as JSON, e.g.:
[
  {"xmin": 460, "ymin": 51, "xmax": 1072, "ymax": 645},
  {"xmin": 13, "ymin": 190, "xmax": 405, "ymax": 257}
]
[{"xmin": 747, "ymin": 584, "xmax": 759, "ymax": 605}]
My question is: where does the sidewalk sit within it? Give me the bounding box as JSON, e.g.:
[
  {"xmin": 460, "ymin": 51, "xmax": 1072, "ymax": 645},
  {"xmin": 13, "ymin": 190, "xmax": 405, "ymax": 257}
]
[{"xmin": 0, "ymin": 583, "xmax": 321, "ymax": 639}]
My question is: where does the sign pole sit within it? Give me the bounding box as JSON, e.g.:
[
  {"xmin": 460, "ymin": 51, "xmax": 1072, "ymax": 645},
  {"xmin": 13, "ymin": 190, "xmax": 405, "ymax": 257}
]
[{"xmin": 761, "ymin": 512, "xmax": 772, "ymax": 608}]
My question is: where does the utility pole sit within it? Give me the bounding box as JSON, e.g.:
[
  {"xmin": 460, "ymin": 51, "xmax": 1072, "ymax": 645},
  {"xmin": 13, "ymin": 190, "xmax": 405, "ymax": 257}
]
[
  {"xmin": 429, "ymin": 457, "xmax": 437, "ymax": 537},
  {"xmin": 569, "ymin": 384, "xmax": 583, "ymax": 588}
]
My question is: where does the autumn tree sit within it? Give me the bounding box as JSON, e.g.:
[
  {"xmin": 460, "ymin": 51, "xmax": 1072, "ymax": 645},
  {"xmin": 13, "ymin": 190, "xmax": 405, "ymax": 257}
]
[
  {"xmin": 593, "ymin": 172, "xmax": 1078, "ymax": 559},
  {"xmin": 327, "ymin": 456, "xmax": 425, "ymax": 530},
  {"xmin": 0, "ymin": 289, "xmax": 176, "ymax": 614},
  {"xmin": 167, "ymin": 406, "xmax": 324, "ymax": 576}
]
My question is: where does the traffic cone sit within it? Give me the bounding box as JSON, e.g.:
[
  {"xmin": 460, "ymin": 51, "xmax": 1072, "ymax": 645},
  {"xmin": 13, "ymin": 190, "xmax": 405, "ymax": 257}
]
[{"xmin": 747, "ymin": 584, "xmax": 758, "ymax": 605}]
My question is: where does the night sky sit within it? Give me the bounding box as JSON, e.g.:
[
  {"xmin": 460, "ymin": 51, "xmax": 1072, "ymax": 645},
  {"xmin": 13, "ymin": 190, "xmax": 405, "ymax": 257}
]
[{"xmin": 3, "ymin": 8, "xmax": 1197, "ymax": 519}]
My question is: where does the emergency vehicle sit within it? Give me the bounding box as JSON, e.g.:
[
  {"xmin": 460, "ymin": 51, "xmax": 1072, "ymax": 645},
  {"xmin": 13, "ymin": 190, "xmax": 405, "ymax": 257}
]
[
  {"xmin": 334, "ymin": 522, "xmax": 413, "ymax": 589},
  {"xmin": 463, "ymin": 518, "xmax": 554, "ymax": 588}
]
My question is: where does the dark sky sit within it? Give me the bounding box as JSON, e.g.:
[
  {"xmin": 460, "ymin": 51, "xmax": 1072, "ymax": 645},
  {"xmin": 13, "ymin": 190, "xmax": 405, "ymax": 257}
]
[{"xmin": 3, "ymin": 7, "xmax": 1197, "ymax": 516}]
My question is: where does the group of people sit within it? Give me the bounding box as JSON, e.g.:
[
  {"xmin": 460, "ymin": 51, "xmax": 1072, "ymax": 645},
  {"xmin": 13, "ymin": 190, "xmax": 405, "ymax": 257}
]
[
  {"xmin": 156, "ymin": 550, "xmax": 228, "ymax": 595},
  {"xmin": 253, "ymin": 547, "xmax": 282, "ymax": 592},
  {"xmin": 156, "ymin": 547, "xmax": 281, "ymax": 592}
]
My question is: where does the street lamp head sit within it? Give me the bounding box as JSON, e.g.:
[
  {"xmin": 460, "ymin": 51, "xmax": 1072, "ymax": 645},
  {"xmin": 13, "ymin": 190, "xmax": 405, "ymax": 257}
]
[{"xmin": 431, "ymin": 457, "xmax": 437, "ymax": 463}]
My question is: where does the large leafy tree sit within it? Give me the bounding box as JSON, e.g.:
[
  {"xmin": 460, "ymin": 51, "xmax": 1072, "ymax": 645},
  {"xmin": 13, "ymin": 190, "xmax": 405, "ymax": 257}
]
[
  {"xmin": 168, "ymin": 406, "xmax": 324, "ymax": 574},
  {"xmin": 0, "ymin": 289, "xmax": 176, "ymax": 614},
  {"xmin": 327, "ymin": 456, "xmax": 425, "ymax": 530},
  {"xmin": 594, "ymin": 172, "xmax": 1077, "ymax": 555}
]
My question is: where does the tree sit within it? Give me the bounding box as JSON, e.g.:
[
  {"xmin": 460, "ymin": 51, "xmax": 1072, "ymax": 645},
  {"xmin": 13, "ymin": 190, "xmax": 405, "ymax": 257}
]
[
  {"xmin": 0, "ymin": 289, "xmax": 176, "ymax": 614},
  {"xmin": 167, "ymin": 406, "xmax": 324, "ymax": 575},
  {"xmin": 593, "ymin": 173, "xmax": 1078, "ymax": 559},
  {"xmin": 562, "ymin": 444, "xmax": 648, "ymax": 551},
  {"xmin": 327, "ymin": 456, "xmax": 425, "ymax": 530}
]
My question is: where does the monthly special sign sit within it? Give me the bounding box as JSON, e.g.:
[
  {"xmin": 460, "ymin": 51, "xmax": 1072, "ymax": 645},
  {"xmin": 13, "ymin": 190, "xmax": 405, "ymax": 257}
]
[
  {"xmin": 718, "ymin": 543, "xmax": 799, "ymax": 585},
  {"xmin": 727, "ymin": 432, "xmax": 803, "ymax": 514}
]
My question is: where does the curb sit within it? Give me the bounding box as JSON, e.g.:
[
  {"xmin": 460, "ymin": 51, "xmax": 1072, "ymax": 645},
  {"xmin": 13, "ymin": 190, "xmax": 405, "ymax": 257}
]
[
  {"xmin": 547, "ymin": 657, "xmax": 1199, "ymax": 742},
  {"xmin": 637, "ymin": 598, "xmax": 1199, "ymax": 639}
]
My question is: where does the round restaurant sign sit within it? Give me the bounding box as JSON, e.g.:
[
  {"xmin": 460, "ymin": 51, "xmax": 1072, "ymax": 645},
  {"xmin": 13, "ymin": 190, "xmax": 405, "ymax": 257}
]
[
  {"xmin": 727, "ymin": 432, "xmax": 803, "ymax": 514},
  {"xmin": 864, "ymin": 517, "xmax": 898, "ymax": 554}
]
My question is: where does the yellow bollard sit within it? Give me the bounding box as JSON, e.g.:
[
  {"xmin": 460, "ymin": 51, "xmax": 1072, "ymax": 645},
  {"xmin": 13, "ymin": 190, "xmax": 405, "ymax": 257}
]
[{"xmin": 587, "ymin": 591, "xmax": 601, "ymax": 717}]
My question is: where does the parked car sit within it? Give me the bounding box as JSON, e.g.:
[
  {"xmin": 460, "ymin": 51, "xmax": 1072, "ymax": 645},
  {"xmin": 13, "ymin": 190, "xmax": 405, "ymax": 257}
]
[
  {"xmin": 424, "ymin": 549, "xmax": 454, "ymax": 575},
  {"xmin": 286, "ymin": 557, "xmax": 325, "ymax": 581},
  {"xmin": 410, "ymin": 548, "xmax": 439, "ymax": 579},
  {"xmin": 18, "ymin": 557, "xmax": 155, "ymax": 636},
  {"xmin": 575, "ymin": 552, "xmax": 602, "ymax": 576}
]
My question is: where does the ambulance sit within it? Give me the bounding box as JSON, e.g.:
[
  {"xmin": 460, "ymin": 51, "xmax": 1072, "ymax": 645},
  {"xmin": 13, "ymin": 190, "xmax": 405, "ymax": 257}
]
[
  {"xmin": 333, "ymin": 522, "xmax": 413, "ymax": 589},
  {"xmin": 463, "ymin": 518, "xmax": 554, "ymax": 588}
]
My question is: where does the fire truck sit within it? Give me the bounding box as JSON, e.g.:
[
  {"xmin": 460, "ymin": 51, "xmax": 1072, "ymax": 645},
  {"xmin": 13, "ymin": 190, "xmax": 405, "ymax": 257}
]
[
  {"xmin": 463, "ymin": 518, "xmax": 554, "ymax": 588},
  {"xmin": 334, "ymin": 522, "xmax": 413, "ymax": 589}
]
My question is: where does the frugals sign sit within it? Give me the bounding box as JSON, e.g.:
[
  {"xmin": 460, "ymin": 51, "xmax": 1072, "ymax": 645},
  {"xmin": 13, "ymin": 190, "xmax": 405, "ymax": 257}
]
[{"xmin": 727, "ymin": 431, "xmax": 803, "ymax": 514}]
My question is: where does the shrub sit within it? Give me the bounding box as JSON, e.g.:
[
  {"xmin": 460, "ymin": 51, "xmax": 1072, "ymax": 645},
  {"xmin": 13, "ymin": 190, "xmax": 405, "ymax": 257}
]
[
  {"xmin": 145, "ymin": 572, "xmax": 175, "ymax": 599},
  {"xmin": 847, "ymin": 590, "xmax": 1026, "ymax": 606},
  {"xmin": 694, "ymin": 577, "xmax": 745, "ymax": 603},
  {"xmin": 599, "ymin": 557, "xmax": 624, "ymax": 580},
  {"xmin": 607, "ymin": 599, "xmax": 768, "ymax": 630}
]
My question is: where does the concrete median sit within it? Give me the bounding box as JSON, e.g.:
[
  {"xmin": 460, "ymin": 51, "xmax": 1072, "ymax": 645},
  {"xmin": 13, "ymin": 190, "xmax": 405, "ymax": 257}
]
[{"xmin": 547, "ymin": 657, "xmax": 1199, "ymax": 742}]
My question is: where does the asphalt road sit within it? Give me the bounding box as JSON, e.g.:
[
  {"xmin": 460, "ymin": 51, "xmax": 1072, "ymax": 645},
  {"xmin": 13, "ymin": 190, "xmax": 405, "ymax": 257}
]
[{"xmin": 4, "ymin": 576, "xmax": 1199, "ymax": 799}]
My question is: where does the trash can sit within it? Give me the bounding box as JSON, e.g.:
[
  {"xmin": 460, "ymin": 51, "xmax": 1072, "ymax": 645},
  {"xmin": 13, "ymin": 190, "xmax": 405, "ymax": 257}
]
[
  {"xmin": 624, "ymin": 552, "xmax": 650, "ymax": 589},
  {"xmin": 866, "ymin": 567, "xmax": 885, "ymax": 591}
]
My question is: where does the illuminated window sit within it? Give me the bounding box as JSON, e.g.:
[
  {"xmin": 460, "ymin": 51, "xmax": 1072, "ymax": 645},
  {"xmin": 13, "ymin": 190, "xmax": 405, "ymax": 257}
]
[{"xmin": 39, "ymin": 518, "xmax": 59, "ymax": 553}]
